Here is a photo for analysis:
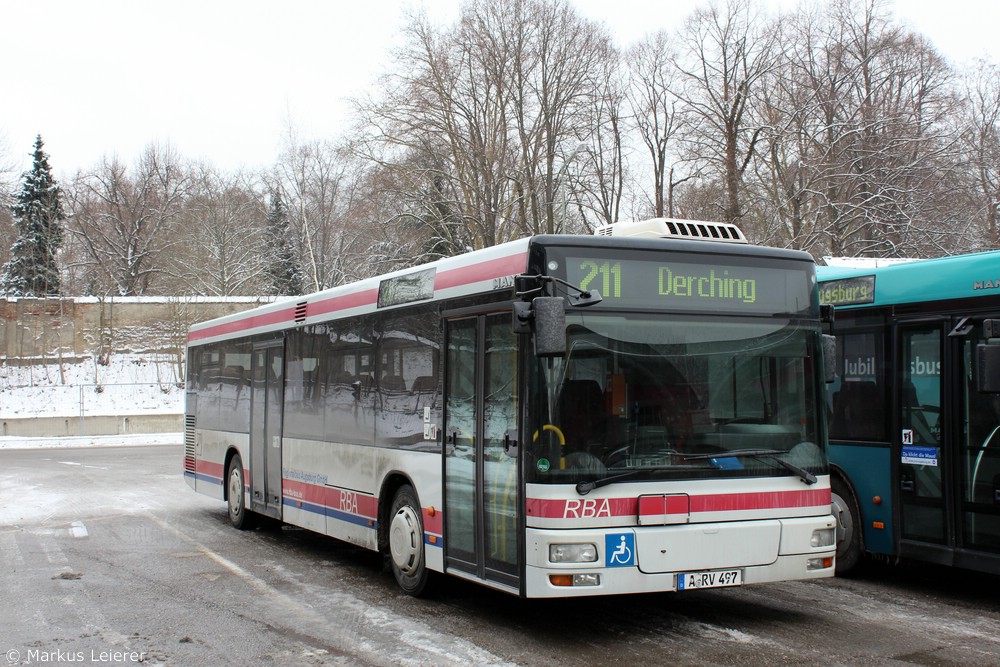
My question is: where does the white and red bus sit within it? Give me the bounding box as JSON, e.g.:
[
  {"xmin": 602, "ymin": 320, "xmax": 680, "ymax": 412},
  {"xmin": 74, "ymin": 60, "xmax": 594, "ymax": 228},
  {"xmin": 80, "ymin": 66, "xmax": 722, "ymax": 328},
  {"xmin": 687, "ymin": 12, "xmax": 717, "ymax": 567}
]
[{"xmin": 184, "ymin": 219, "xmax": 836, "ymax": 598}]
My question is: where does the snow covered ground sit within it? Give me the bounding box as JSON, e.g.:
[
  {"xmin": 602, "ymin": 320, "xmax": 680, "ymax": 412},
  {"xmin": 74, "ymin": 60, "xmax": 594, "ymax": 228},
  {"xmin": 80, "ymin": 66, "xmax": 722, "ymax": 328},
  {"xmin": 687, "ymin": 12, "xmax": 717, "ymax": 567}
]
[
  {"xmin": 0, "ymin": 432, "xmax": 182, "ymax": 450},
  {"xmin": 0, "ymin": 354, "xmax": 183, "ymax": 449}
]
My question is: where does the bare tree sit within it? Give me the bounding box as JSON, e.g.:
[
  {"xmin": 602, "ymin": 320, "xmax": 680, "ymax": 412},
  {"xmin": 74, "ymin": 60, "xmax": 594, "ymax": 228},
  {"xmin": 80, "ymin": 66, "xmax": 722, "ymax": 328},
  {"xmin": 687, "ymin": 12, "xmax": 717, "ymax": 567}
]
[
  {"xmin": 961, "ymin": 58, "xmax": 1000, "ymax": 250},
  {"xmin": 626, "ymin": 30, "xmax": 691, "ymax": 219},
  {"xmin": 354, "ymin": 0, "xmax": 614, "ymax": 251},
  {"xmin": 274, "ymin": 132, "xmax": 370, "ymax": 290},
  {"xmin": 742, "ymin": 0, "xmax": 964, "ymax": 257},
  {"xmin": 166, "ymin": 165, "xmax": 266, "ymax": 296},
  {"xmin": 67, "ymin": 145, "xmax": 188, "ymax": 296},
  {"xmin": 672, "ymin": 0, "xmax": 777, "ymax": 228},
  {"xmin": 582, "ymin": 46, "xmax": 627, "ymax": 229}
]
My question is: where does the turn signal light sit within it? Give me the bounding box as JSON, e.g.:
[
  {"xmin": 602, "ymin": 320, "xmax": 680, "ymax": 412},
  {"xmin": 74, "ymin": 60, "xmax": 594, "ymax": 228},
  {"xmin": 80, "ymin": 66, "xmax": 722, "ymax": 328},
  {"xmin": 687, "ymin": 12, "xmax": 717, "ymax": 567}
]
[
  {"xmin": 807, "ymin": 557, "xmax": 834, "ymax": 570},
  {"xmin": 549, "ymin": 573, "xmax": 601, "ymax": 587}
]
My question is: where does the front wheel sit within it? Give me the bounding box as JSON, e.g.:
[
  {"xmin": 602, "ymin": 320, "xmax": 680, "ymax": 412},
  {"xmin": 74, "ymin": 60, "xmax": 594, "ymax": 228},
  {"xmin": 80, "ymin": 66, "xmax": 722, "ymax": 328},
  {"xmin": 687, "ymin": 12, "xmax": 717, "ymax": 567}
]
[
  {"xmin": 387, "ymin": 484, "xmax": 430, "ymax": 596},
  {"xmin": 227, "ymin": 454, "xmax": 256, "ymax": 530},
  {"xmin": 831, "ymin": 477, "xmax": 861, "ymax": 574}
]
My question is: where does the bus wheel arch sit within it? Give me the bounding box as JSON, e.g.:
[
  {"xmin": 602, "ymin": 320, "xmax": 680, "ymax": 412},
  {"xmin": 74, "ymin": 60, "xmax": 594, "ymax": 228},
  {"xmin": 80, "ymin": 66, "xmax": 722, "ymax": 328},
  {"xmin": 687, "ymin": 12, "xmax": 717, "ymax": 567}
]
[
  {"xmin": 380, "ymin": 475, "xmax": 430, "ymax": 596},
  {"xmin": 830, "ymin": 470, "xmax": 862, "ymax": 575}
]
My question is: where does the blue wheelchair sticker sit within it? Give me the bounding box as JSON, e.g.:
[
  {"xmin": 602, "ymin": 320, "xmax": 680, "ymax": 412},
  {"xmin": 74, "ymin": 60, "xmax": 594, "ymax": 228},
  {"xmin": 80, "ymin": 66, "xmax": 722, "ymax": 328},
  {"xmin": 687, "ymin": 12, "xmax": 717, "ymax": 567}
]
[{"xmin": 605, "ymin": 532, "xmax": 635, "ymax": 567}]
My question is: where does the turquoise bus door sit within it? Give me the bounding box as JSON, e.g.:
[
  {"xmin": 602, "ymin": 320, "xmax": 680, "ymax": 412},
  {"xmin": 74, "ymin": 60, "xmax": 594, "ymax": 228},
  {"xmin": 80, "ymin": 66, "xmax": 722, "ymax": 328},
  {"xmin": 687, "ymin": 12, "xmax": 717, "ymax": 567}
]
[
  {"xmin": 899, "ymin": 317, "xmax": 1000, "ymax": 566},
  {"xmin": 897, "ymin": 324, "xmax": 946, "ymax": 547},
  {"xmin": 961, "ymin": 318, "xmax": 1000, "ymax": 556}
]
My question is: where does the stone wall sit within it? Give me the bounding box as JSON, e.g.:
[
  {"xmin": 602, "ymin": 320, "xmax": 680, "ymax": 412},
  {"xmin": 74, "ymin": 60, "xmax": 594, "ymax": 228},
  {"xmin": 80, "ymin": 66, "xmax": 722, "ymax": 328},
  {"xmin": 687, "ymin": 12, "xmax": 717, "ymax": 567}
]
[{"xmin": 0, "ymin": 296, "xmax": 272, "ymax": 362}]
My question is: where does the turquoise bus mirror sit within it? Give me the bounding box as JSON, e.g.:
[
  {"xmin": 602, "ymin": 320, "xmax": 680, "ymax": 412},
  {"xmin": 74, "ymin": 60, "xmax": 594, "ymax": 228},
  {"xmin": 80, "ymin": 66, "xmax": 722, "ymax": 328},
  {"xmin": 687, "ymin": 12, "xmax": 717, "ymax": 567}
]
[
  {"xmin": 977, "ymin": 342, "xmax": 1000, "ymax": 395},
  {"xmin": 978, "ymin": 320, "xmax": 1000, "ymax": 392},
  {"xmin": 823, "ymin": 334, "xmax": 837, "ymax": 384}
]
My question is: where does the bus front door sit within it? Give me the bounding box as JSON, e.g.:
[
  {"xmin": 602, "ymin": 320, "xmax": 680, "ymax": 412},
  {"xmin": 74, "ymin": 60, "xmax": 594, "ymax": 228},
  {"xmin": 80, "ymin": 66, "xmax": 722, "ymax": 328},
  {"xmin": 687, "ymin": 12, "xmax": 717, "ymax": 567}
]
[
  {"xmin": 444, "ymin": 312, "xmax": 520, "ymax": 590},
  {"xmin": 250, "ymin": 341, "xmax": 284, "ymax": 521},
  {"xmin": 898, "ymin": 325, "xmax": 946, "ymax": 550},
  {"xmin": 960, "ymin": 318, "xmax": 1000, "ymax": 557},
  {"xmin": 900, "ymin": 318, "xmax": 1000, "ymax": 567}
]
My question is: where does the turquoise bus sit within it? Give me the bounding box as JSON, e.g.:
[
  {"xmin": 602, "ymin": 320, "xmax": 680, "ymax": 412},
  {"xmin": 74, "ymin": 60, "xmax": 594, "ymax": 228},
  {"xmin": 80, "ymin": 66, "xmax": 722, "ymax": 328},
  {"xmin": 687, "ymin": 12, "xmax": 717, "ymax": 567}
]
[{"xmin": 818, "ymin": 251, "xmax": 1000, "ymax": 574}]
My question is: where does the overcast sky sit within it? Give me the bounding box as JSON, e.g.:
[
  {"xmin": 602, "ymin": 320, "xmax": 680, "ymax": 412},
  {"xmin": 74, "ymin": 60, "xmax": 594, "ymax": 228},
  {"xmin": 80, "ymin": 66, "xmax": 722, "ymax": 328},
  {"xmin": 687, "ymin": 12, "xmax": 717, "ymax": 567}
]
[{"xmin": 2, "ymin": 0, "xmax": 998, "ymax": 177}]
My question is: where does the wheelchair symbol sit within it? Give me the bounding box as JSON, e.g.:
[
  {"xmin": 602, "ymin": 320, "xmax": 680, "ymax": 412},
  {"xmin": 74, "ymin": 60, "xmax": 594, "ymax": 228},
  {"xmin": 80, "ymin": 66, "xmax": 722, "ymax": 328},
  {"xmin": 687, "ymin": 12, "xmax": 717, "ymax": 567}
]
[{"xmin": 606, "ymin": 533, "xmax": 635, "ymax": 567}]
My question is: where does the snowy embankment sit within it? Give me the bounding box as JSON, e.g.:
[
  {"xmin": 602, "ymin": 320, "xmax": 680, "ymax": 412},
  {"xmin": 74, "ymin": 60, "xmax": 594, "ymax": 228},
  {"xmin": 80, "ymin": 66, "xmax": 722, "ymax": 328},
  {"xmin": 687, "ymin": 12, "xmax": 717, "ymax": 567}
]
[
  {"xmin": 0, "ymin": 354, "xmax": 184, "ymax": 419},
  {"xmin": 1, "ymin": 355, "xmax": 184, "ymax": 448}
]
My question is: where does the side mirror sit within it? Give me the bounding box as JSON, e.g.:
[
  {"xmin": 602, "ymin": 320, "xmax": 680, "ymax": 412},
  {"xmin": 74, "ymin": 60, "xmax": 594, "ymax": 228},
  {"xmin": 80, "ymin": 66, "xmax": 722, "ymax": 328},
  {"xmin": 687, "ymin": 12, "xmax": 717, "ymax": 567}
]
[
  {"xmin": 532, "ymin": 297, "xmax": 566, "ymax": 357},
  {"xmin": 978, "ymin": 319, "xmax": 1000, "ymax": 393},
  {"xmin": 977, "ymin": 343, "xmax": 1000, "ymax": 393},
  {"xmin": 821, "ymin": 304, "xmax": 835, "ymax": 326},
  {"xmin": 823, "ymin": 334, "xmax": 837, "ymax": 384},
  {"xmin": 512, "ymin": 301, "xmax": 533, "ymax": 334}
]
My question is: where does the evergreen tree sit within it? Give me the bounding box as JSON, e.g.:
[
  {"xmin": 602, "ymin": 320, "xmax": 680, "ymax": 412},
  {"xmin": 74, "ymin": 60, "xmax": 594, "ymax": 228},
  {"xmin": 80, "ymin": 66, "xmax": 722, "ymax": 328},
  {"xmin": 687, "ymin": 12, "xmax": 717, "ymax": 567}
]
[
  {"xmin": 263, "ymin": 191, "xmax": 304, "ymax": 296},
  {"xmin": 0, "ymin": 135, "xmax": 65, "ymax": 296}
]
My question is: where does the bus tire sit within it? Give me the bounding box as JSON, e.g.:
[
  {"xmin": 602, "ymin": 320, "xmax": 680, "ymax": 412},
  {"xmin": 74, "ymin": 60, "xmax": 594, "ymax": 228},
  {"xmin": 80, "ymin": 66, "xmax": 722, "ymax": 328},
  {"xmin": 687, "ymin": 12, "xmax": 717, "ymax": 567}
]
[
  {"xmin": 227, "ymin": 454, "xmax": 256, "ymax": 530},
  {"xmin": 388, "ymin": 484, "xmax": 429, "ymax": 596},
  {"xmin": 831, "ymin": 477, "xmax": 861, "ymax": 574}
]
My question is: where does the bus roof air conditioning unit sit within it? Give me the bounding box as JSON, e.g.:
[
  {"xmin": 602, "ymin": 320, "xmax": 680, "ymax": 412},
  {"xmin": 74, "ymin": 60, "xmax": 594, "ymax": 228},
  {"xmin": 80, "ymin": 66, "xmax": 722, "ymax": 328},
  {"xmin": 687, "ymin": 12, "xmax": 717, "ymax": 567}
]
[{"xmin": 594, "ymin": 218, "xmax": 748, "ymax": 244}]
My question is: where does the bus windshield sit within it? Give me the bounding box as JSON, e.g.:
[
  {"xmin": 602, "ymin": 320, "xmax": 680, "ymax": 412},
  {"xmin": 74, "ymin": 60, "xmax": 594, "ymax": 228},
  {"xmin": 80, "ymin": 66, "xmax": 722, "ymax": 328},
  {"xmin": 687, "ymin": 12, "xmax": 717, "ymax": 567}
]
[{"xmin": 526, "ymin": 312, "xmax": 827, "ymax": 485}]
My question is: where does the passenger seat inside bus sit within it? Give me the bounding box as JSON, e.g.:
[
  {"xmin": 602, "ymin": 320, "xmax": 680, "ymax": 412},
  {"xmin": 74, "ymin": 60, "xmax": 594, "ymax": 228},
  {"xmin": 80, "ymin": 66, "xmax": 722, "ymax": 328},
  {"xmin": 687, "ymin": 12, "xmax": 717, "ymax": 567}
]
[
  {"xmin": 381, "ymin": 374, "xmax": 406, "ymax": 391},
  {"xmin": 410, "ymin": 376, "xmax": 436, "ymax": 393},
  {"xmin": 330, "ymin": 370, "xmax": 354, "ymax": 385}
]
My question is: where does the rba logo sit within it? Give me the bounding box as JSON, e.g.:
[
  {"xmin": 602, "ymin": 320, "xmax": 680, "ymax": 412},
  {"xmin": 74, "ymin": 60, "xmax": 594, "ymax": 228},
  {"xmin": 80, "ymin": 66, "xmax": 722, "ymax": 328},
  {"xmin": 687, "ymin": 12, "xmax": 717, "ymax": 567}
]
[{"xmin": 563, "ymin": 498, "xmax": 611, "ymax": 518}]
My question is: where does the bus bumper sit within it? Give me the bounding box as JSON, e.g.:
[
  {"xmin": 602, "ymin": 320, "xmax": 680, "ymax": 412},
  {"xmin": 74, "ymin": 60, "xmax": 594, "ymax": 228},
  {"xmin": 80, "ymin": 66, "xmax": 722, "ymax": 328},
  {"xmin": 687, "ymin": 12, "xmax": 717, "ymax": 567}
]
[{"xmin": 523, "ymin": 516, "xmax": 837, "ymax": 598}]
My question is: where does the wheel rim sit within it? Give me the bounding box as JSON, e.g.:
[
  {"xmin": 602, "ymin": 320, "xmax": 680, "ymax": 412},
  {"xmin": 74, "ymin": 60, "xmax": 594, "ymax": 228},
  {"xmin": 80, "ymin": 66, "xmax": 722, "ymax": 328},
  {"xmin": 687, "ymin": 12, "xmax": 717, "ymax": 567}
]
[
  {"xmin": 389, "ymin": 505, "xmax": 422, "ymax": 575},
  {"xmin": 831, "ymin": 491, "xmax": 853, "ymax": 556},
  {"xmin": 228, "ymin": 466, "xmax": 243, "ymax": 519}
]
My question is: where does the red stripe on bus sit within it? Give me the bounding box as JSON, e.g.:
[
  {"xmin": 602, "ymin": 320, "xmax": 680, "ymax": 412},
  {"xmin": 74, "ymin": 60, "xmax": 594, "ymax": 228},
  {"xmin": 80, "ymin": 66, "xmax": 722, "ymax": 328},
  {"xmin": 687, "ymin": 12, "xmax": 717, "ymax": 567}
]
[
  {"xmin": 434, "ymin": 253, "xmax": 527, "ymax": 290},
  {"xmin": 690, "ymin": 489, "xmax": 831, "ymax": 513},
  {"xmin": 196, "ymin": 459, "xmax": 225, "ymax": 481},
  {"xmin": 526, "ymin": 488, "xmax": 831, "ymax": 519},
  {"xmin": 187, "ymin": 253, "xmax": 525, "ymax": 343},
  {"xmin": 188, "ymin": 306, "xmax": 298, "ymax": 342},
  {"xmin": 423, "ymin": 508, "xmax": 443, "ymax": 535},
  {"xmin": 307, "ymin": 288, "xmax": 380, "ymax": 318},
  {"xmin": 638, "ymin": 494, "xmax": 690, "ymax": 516},
  {"xmin": 281, "ymin": 479, "xmax": 378, "ymax": 519}
]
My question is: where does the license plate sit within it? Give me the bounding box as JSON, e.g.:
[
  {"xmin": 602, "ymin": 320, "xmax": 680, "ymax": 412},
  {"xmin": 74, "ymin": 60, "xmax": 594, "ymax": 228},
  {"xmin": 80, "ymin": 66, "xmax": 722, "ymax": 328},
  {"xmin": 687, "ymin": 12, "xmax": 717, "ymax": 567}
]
[{"xmin": 677, "ymin": 569, "xmax": 742, "ymax": 590}]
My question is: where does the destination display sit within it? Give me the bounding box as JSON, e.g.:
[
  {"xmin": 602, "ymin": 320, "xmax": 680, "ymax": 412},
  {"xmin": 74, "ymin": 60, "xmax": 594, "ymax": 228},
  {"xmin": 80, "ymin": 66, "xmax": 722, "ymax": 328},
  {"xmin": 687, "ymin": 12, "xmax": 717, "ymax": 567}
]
[
  {"xmin": 563, "ymin": 254, "xmax": 813, "ymax": 315},
  {"xmin": 378, "ymin": 267, "xmax": 436, "ymax": 308},
  {"xmin": 818, "ymin": 275, "xmax": 876, "ymax": 307}
]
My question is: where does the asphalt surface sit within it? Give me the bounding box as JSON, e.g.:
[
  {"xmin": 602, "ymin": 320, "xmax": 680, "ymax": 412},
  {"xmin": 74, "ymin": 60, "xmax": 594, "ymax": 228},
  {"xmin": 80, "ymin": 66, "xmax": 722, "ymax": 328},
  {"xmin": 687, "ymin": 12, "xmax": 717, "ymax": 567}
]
[{"xmin": 1, "ymin": 444, "xmax": 999, "ymax": 666}]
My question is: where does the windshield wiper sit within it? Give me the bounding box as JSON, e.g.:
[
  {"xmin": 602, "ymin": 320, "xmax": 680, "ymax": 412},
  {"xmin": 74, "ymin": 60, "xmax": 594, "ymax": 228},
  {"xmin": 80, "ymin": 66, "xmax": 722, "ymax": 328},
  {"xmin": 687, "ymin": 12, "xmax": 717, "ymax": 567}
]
[
  {"xmin": 575, "ymin": 466, "xmax": 688, "ymax": 496},
  {"xmin": 682, "ymin": 449, "xmax": 817, "ymax": 485}
]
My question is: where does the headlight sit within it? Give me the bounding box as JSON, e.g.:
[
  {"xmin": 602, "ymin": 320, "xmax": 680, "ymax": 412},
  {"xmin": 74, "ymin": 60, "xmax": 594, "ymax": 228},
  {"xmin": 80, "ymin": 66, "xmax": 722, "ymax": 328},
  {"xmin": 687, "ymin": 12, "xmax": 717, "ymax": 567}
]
[
  {"xmin": 811, "ymin": 528, "xmax": 835, "ymax": 548},
  {"xmin": 549, "ymin": 543, "xmax": 598, "ymax": 563}
]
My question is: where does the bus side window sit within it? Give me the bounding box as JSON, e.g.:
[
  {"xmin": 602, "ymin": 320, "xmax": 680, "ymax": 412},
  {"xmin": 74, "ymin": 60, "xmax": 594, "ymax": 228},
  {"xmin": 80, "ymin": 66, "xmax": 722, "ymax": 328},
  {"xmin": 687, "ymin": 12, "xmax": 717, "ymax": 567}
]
[
  {"xmin": 831, "ymin": 381, "xmax": 883, "ymax": 441},
  {"xmin": 830, "ymin": 331, "xmax": 885, "ymax": 441}
]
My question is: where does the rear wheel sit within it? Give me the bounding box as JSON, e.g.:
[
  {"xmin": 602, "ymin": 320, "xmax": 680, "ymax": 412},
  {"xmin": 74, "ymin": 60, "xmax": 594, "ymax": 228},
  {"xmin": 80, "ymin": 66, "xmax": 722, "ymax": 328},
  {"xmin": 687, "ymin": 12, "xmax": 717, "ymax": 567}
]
[
  {"xmin": 831, "ymin": 477, "xmax": 861, "ymax": 574},
  {"xmin": 388, "ymin": 484, "xmax": 429, "ymax": 596},
  {"xmin": 227, "ymin": 454, "xmax": 256, "ymax": 530}
]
